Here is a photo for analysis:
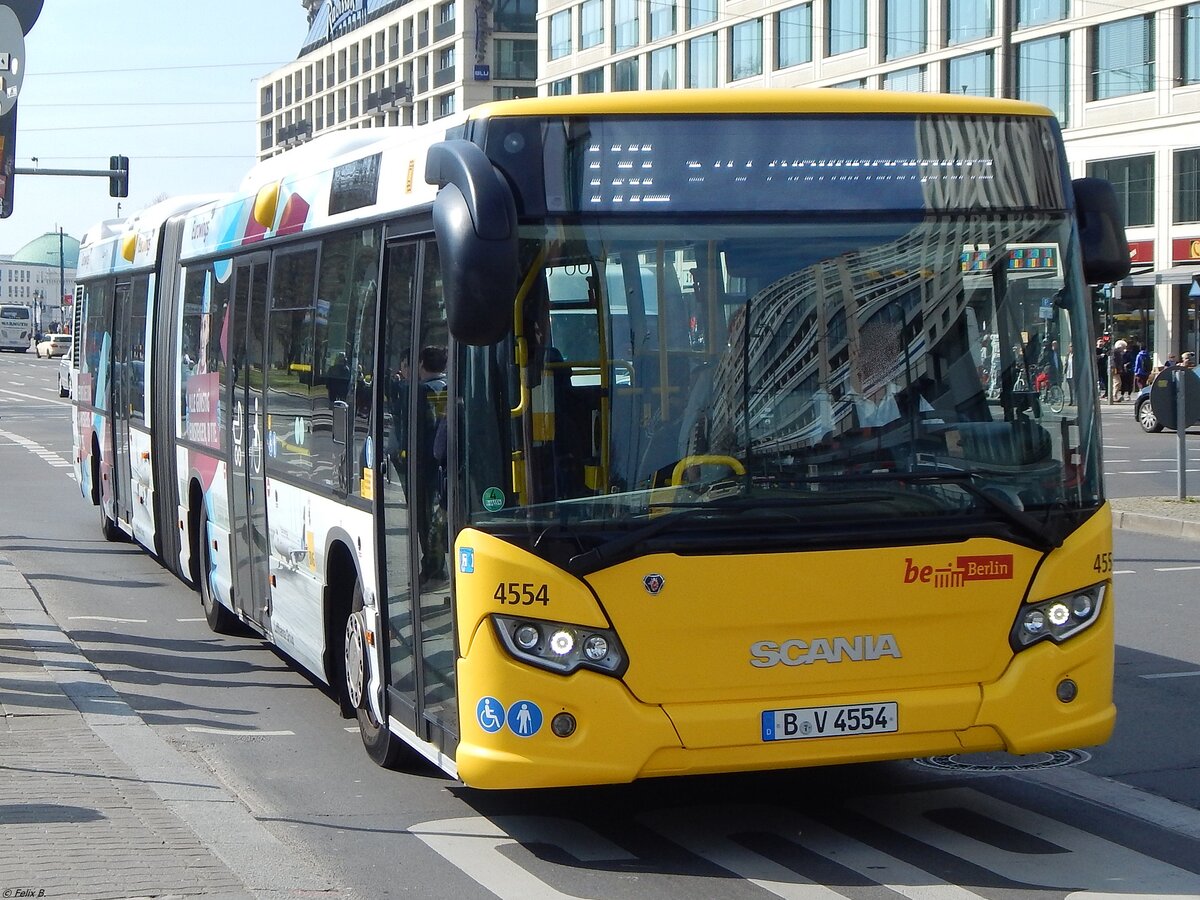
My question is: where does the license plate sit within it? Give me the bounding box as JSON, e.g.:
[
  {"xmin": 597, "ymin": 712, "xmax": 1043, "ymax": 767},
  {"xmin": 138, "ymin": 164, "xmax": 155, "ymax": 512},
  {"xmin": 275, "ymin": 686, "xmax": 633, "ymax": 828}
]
[{"xmin": 761, "ymin": 702, "xmax": 898, "ymax": 741}]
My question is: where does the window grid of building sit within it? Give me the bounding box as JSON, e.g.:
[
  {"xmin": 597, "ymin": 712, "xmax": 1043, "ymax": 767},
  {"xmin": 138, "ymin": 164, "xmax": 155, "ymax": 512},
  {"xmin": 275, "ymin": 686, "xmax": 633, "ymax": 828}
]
[
  {"xmin": 827, "ymin": 0, "xmax": 867, "ymax": 56},
  {"xmin": 775, "ymin": 4, "xmax": 812, "ymax": 70},
  {"xmin": 1091, "ymin": 14, "xmax": 1154, "ymax": 101},
  {"xmin": 1174, "ymin": 148, "xmax": 1200, "ymax": 224},
  {"xmin": 1087, "ymin": 155, "xmax": 1155, "ymax": 228},
  {"xmin": 885, "ymin": 0, "xmax": 925, "ymax": 61}
]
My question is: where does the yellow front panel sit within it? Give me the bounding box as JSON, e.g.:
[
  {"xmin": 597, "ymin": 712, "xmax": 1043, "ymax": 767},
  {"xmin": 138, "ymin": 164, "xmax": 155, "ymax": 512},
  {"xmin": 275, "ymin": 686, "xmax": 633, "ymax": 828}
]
[
  {"xmin": 587, "ymin": 538, "xmax": 1042, "ymax": 707},
  {"xmin": 450, "ymin": 509, "xmax": 1114, "ymax": 789}
]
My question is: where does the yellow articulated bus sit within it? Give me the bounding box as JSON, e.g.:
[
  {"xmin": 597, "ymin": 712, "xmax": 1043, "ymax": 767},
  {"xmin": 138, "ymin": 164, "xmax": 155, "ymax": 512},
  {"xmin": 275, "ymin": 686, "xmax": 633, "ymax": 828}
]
[{"xmin": 74, "ymin": 89, "xmax": 1130, "ymax": 790}]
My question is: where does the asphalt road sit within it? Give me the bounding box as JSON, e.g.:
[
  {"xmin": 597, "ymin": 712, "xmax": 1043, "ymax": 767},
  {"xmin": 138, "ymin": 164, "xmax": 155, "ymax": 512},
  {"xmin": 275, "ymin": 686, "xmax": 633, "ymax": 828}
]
[{"xmin": 3, "ymin": 349, "xmax": 1200, "ymax": 900}]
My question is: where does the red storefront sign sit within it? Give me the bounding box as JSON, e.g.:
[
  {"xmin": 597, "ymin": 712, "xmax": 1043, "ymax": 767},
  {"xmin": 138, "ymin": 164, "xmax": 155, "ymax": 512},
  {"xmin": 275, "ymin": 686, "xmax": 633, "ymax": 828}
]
[
  {"xmin": 1172, "ymin": 237, "xmax": 1200, "ymax": 264},
  {"xmin": 1128, "ymin": 240, "xmax": 1155, "ymax": 265}
]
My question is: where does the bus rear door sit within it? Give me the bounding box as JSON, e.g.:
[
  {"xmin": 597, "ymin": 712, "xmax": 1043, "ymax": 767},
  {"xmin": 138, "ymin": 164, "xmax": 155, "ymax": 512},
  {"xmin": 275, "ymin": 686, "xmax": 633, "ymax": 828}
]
[{"xmin": 110, "ymin": 280, "xmax": 134, "ymax": 528}]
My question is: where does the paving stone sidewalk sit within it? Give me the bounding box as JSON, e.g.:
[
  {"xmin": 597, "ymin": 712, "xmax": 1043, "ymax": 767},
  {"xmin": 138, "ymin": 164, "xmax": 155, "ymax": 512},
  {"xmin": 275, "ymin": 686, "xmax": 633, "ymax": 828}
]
[{"xmin": 0, "ymin": 557, "xmax": 343, "ymax": 900}]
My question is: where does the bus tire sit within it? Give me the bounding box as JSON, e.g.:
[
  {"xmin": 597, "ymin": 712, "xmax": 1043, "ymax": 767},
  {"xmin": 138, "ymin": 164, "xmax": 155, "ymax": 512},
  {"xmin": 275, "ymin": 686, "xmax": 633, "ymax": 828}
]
[
  {"xmin": 197, "ymin": 509, "xmax": 241, "ymax": 635},
  {"xmin": 99, "ymin": 502, "xmax": 123, "ymax": 542},
  {"xmin": 346, "ymin": 581, "xmax": 405, "ymax": 769},
  {"xmin": 94, "ymin": 452, "xmax": 124, "ymax": 543}
]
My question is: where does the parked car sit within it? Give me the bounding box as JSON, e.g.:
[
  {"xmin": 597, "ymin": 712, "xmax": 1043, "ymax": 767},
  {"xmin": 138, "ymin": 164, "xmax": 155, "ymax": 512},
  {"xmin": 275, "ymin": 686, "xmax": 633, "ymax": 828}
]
[
  {"xmin": 1135, "ymin": 384, "xmax": 1163, "ymax": 433},
  {"xmin": 35, "ymin": 333, "xmax": 72, "ymax": 359}
]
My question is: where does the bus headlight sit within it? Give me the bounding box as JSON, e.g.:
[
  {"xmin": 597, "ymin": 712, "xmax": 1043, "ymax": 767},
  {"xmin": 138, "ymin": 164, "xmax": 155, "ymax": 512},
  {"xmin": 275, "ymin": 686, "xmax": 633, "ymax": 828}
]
[
  {"xmin": 493, "ymin": 615, "xmax": 627, "ymax": 677},
  {"xmin": 1011, "ymin": 584, "xmax": 1105, "ymax": 650}
]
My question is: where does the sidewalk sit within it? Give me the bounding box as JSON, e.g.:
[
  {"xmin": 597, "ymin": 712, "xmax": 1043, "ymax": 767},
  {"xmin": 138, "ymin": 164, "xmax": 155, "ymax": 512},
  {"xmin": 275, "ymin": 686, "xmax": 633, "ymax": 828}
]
[{"xmin": 0, "ymin": 557, "xmax": 341, "ymax": 900}]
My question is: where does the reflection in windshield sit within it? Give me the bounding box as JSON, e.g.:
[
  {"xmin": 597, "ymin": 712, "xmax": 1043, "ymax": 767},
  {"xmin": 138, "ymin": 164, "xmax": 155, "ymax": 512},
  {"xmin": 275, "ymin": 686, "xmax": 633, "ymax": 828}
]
[{"xmin": 457, "ymin": 214, "xmax": 1100, "ymax": 549}]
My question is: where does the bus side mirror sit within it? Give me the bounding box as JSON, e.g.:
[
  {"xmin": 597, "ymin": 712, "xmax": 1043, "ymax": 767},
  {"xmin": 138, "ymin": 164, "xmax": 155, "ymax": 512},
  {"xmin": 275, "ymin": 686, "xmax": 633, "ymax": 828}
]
[
  {"xmin": 426, "ymin": 140, "xmax": 519, "ymax": 346},
  {"xmin": 1073, "ymin": 177, "xmax": 1131, "ymax": 285}
]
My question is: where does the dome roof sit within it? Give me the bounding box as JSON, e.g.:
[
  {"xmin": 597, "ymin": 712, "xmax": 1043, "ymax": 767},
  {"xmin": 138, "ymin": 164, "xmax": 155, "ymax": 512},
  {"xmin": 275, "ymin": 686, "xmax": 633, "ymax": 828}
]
[{"xmin": 11, "ymin": 232, "xmax": 80, "ymax": 268}]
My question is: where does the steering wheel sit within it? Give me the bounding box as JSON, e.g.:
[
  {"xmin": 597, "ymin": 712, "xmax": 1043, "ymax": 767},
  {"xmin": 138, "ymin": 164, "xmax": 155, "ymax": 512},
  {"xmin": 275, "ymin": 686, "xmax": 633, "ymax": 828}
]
[{"xmin": 669, "ymin": 455, "xmax": 746, "ymax": 487}]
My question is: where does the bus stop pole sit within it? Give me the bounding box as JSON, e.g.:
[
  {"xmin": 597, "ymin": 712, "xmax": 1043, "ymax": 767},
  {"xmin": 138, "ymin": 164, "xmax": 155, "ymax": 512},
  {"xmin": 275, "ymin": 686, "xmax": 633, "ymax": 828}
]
[{"xmin": 1177, "ymin": 370, "xmax": 1188, "ymax": 500}]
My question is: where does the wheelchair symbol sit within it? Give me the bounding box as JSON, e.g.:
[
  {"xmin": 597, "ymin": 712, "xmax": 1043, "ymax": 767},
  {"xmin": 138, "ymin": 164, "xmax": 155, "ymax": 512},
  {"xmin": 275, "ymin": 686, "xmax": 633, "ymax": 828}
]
[{"xmin": 476, "ymin": 697, "xmax": 505, "ymax": 733}]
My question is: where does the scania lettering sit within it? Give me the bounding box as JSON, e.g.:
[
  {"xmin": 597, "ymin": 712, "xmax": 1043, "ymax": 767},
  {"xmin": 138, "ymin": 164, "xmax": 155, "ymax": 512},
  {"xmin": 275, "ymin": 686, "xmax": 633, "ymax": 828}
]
[
  {"xmin": 750, "ymin": 635, "xmax": 903, "ymax": 668},
  {"xmin": 71, "ymin": 90, "xmax": 1128, "ymax": 789}
]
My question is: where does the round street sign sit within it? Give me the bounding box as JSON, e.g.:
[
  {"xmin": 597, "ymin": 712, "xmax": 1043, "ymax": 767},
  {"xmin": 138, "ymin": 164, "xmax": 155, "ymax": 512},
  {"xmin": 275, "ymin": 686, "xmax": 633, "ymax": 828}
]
[
  {"xmin": 1149, "ymin": 367, "xmax": 1200, "ymax": 431},
  {"xmin": 0, "ymin": 6, "xmax": 24, "ymax": 117}
]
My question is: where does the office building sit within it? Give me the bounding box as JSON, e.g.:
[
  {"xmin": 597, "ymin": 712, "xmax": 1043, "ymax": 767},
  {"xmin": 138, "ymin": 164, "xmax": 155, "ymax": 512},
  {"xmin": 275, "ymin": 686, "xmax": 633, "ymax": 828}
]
[
  {"xmin": 260, "ymin": 0, "xmax": 1200, "ymax": 362},
  {"xmin": 259, "ymin": 0, "xmax": 537, "ymax": 155}
]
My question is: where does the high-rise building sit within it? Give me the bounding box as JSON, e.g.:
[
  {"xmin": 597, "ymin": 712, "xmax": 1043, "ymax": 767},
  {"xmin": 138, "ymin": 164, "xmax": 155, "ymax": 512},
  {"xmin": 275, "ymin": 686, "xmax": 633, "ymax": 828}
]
[
  {"xmin": 258, "ymin": 0, "xmax": 537, "ymax": 157},
  {"xmin": 260, "ymin": 0, "xmax": 1200, "ymax": 364}
]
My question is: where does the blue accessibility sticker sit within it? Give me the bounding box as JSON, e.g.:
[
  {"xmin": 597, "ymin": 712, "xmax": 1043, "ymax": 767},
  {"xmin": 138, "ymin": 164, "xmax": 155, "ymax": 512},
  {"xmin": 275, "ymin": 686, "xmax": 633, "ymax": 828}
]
[
  {"xmin": 476, "ymin": 696, "xmax": 506, "ymax": 733},
  {"xmin": 459, "ymin": 547, "xmax": 475, "ymax": 573},
  {"xmin": 506, "ymin": 700, "xmax": 543, "ymax": 737}
]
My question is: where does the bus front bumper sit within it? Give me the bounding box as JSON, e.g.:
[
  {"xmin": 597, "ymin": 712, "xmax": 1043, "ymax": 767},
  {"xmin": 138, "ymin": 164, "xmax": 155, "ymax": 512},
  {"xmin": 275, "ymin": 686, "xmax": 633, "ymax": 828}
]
[{"xmin": 454, "ymin": 618, "xmax": 1114, "ymax": 791}]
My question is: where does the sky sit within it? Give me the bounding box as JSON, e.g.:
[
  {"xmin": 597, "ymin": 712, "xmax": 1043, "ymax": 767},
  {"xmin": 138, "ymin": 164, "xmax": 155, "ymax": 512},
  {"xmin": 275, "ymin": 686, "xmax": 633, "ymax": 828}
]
[{"xmin": 3, "ymin": 1, "xmax": 311, "ymax": 254}]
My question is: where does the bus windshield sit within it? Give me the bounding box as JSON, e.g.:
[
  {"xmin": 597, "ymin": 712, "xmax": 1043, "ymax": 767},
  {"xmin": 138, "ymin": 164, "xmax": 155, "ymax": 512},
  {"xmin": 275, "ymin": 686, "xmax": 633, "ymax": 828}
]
[{"xmin": 458, "ymin": 211, "xmax": 1099, "ymax": 561}]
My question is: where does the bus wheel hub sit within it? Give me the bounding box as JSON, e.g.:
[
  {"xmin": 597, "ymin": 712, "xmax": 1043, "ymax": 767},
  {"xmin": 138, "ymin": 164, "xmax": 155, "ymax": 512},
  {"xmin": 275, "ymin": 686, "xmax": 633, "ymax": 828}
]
[{"xmin": 345, "ymin": 612, "xmax": 366, "ymax": 709}]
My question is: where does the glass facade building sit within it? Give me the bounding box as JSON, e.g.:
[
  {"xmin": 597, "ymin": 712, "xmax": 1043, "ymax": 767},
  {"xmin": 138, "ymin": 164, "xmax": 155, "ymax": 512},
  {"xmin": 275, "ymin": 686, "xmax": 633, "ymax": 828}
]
[{"xmin": 531, "ymin": 0, "xmax": 1200, "ymax": 365}]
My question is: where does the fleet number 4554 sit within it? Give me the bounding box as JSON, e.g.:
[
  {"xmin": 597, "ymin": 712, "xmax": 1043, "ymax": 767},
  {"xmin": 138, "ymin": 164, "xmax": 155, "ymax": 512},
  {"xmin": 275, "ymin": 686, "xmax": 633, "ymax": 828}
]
[{"xmin": 494, "ymin": 582, "xmax": 550, "ymax": 605}]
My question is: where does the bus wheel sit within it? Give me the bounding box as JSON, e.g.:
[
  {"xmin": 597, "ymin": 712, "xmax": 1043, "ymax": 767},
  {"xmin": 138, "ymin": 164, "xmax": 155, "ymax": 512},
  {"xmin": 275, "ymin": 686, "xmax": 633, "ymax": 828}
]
[
  {"xmin": 198, "ymin": 511, "xmax": 241, "ymax": 635},
  {"xmin": 346, "ymin": 582, "xmax": 405, "ymax": 769},
  {"xmin": 95, "ymin": 456, "xmax": 124, "ymax": 543},
  {"xmin": 99, "ymin": 502, "xmax": 123, "ymax": 542}
]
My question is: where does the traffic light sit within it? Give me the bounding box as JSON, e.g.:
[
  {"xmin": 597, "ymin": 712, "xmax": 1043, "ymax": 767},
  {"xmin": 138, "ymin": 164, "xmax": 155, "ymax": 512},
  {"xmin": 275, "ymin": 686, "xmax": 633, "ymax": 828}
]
[{"xmin": 109, "ymin": 154, "xmax": 128, "ymax": 198}]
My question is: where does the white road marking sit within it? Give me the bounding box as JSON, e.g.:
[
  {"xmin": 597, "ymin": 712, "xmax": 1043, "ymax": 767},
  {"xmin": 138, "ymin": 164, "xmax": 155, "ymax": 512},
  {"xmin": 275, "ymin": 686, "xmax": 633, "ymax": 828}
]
[
  {"xmin": 176, "ymin": 617, "xmax": 206, "ymax": 623},
  {"xmin": 1153, "ymin": 565, "xmax": 1200, "ymax": 572},
  {"xmin": 0, "ymin": 425, "xmax": 74, "ymax": 470},
  {"xmin": 0, "ymin": 387, "xmax": 71, "ymax": 406},
  {"xmin": 1112, "ymin": 569, "xmax": 1136, "ymax": 575},
  {"xmin": 1140, "ymin": 670, "xmax": 1200, "ymax": 680},
  {"xmin": 853, "ymin": 787, "xmax": 1200, "ymax": 894},
  {"xmin": 641, "ymin": 804, "xmax": 987, "ymax": 900},
  {"xmin": 411, "ymin": 816, "xmax": 636, "ymax": 900},
  {"xmin": 67, "ymin": 615, "xmax": 148, "ymax": 624},
  {"xmin": 414, "ymin": 780, "xmax": 1200, "ymax": 900}
]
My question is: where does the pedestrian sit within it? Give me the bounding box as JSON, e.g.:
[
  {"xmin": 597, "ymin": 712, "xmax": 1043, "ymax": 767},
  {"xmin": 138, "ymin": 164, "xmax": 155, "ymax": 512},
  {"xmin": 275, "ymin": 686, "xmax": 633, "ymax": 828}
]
[
  {"xmin": 1110, "ymin": 342, "xmax": 1126, "ymax": 401},
  {"xmin": 1095, "ymin": 339, "xmax": 1108, "ymax": 399},
  {"xmin": 1043, "ymin": 339, "xmax": 1064, "ymax": 386},
  {"xmin": 1133, "ymin": 344, "xmax": 1151, "ymax": 391}
]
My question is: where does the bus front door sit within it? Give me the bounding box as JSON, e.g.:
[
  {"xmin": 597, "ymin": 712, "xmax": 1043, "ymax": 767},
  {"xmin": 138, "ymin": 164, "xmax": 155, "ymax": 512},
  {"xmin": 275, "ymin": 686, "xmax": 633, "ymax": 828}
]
[
  {"xmin": 228, "ymin": 255, "xmax": 272, "ymax": 627},
  {"xmin": 379, "ymin": 239, "xmax": 457, "ymax": 755}
]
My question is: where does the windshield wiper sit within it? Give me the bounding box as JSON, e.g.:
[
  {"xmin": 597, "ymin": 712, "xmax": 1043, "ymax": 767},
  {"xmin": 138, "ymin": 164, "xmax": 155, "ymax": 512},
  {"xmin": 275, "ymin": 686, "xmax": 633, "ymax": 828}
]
[
  {"xmin": 819, "ymin": 470, "xmax": 1057, "ymax": 551},
  {"xmin": 565, "ymin": 493, "xmax": 892, "ymax": 574}
]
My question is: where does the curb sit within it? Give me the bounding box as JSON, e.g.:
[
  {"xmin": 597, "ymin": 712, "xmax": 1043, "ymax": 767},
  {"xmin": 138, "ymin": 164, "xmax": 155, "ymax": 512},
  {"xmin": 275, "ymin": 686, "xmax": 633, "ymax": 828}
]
[{"xmin": 1111, "ymin": 509, "xmax": 1200, "ymax": 543}]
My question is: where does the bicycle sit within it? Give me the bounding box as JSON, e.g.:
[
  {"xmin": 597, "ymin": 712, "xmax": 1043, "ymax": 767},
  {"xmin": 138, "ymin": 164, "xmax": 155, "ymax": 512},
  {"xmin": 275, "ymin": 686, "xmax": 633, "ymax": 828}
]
[{"xmin": 1041, "ymin": 382, "xmax": 1065, "ymax": 413}]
